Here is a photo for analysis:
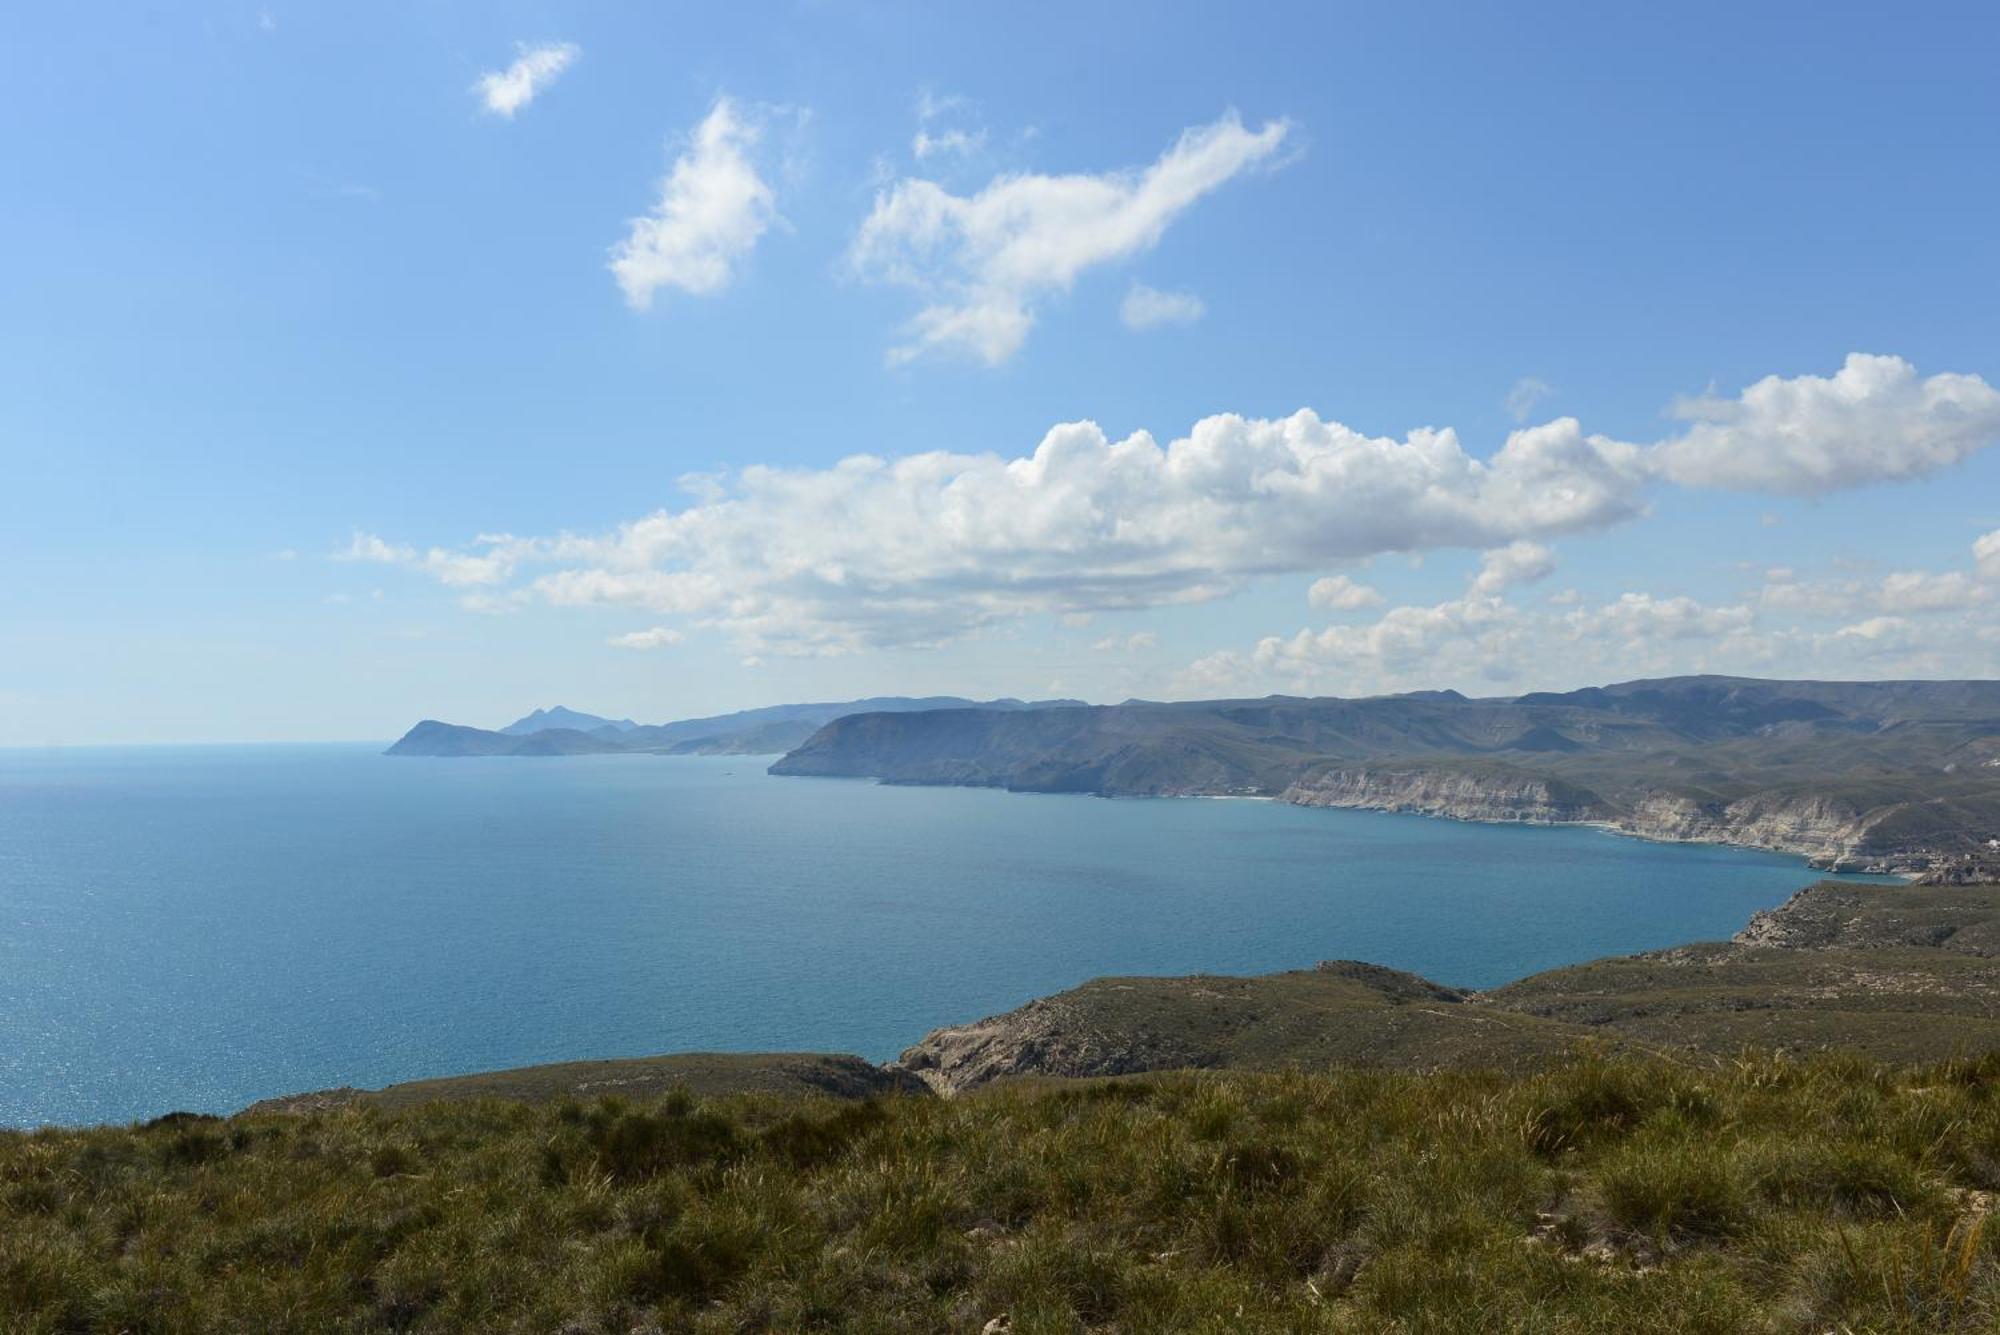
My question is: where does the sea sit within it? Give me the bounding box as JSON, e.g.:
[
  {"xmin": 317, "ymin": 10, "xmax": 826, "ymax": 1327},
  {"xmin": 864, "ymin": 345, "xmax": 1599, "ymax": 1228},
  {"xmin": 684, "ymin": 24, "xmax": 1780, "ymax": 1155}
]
[{"xmin": 0, "ymin": 743, "xmax": 1894, "ymax": 1127}]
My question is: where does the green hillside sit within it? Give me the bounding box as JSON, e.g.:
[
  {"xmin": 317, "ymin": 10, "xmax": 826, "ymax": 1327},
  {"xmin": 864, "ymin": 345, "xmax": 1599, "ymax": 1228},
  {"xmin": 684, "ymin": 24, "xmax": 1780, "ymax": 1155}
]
[{"xmin": 7, "ymin": 1055, "xmax": 2000, "ymax": 1332}]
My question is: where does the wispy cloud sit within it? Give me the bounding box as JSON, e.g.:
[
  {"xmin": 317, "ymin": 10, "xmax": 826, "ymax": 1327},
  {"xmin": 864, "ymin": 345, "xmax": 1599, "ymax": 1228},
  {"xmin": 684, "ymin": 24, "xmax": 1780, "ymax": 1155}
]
[
  {"xmin": 610, "ymin": 98, "xmax": 781, "ymax": 309},
  {"xmin": 607, "ymin": 626, "xmax": 684, "ymax": 650},
  {"xmin": 914, "ymin": 128, "xmax": 985, "ymax": 160},
  {"xmin": 851, "ymin": 110, "xmax": 1292, "ymax": 365},
  {"xmin": 474, "ymin": 42, "xmax": 579, "ymax": 119},
  {"xmin": 1504, "ymin": 377, "xmax": 1552, "ymax": 423},
  {"xmin": 1120, "ymin": 283, "xmax": 1205, "ymax": 331}
]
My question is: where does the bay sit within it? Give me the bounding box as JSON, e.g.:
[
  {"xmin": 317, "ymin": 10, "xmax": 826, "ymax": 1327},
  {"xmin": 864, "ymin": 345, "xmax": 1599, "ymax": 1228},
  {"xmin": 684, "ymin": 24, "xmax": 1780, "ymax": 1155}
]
[{"xmin": 0, "ymin": 743, "xmax": 1888, "ymax": 1127}]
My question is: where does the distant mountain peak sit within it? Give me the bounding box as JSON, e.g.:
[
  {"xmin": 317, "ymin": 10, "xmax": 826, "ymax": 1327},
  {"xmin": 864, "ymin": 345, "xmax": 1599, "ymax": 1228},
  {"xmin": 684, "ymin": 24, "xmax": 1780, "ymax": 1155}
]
[{"xmin": 500, "ymin": 706, "xmax": 638, "ymax": 736}]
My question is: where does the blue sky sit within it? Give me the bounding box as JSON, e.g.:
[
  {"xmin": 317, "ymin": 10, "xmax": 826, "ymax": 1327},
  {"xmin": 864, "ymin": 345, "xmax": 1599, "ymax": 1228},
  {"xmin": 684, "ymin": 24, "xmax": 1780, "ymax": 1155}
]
[{"xmin": 4, "ymin": 1, "xmax": 1999, "ymax": 743}]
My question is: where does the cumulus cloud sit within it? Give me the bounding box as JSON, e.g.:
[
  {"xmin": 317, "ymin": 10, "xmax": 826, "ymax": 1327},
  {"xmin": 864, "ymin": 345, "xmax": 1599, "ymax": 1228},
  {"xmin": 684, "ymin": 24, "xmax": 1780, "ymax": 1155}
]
[
  {"xmin": 1651, "ymin": 354, "xmax": 2000, "ymax": 495},
  {"xmin": 1307, "ymin": 574, "xmax": 1384, "ymax": 611},
  {"xmin": 355, "ymin": 406, "xmax": 1643, "ymax": 657},
  {"xmin": 1564, "ymin": 592, "xmax": 1755, "ymax": 642},
  {"xmin": 351, "ymin": 354, "xmax": 1999, "ymax": 665},
  {"xmin": 1831, "ymin": 615, "xmax": 1917, "ymax": 653},
  {"xmin": 611, "ymin": 99, "xmax": 779, "ymax": 309},
  {"xmin": 1256, "ymin": 595, "xmax": 1520, "ymax": 679},
  {"xmin": 1757, "ymin": 529, "xmax": 2000, "ymax": 618},
  {"xmin": 1977, "ymin": 529, "xmax": 2000, "ymax": 580},
  {"xmin": 1180, "ymin": 530, "xmax": 1777, "ymax": 699},
  {"xmin": 1469, "ymin": 541, "xmax": 1556, "ymax": 596},
  {"xmin": 1192, "ymin": 583, "xmax": 1769, "ymax": 700},
  {"xmin": 607, "ymin": 626, "xmax": 684, "ymax": 650},
  {"xmin": 851, "ymin": 110, "xmax": 1291, "ymax": 364},
  {"xmin": 474, "ymin": 42, "xmax": 578, "ymax": 119},
  {"xmin": 1121, "ymin": 283, "xmax": 1205, "ymax": 330}
]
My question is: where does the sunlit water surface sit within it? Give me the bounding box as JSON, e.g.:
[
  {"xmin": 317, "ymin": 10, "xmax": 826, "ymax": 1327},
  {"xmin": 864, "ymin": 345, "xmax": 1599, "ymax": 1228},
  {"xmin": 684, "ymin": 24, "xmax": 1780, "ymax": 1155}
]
[{"xmin": 0, "ymin": 744, "xmax": 1890, "ymax": 1125}]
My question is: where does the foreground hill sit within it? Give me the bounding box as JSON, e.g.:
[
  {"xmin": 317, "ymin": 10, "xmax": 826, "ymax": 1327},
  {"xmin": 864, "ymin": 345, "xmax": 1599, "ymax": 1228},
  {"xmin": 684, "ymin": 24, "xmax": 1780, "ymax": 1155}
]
[
  {"xmin": 242, "ymin": 1052, "xmax": 924, "ymax": 1115},
  {"xmin": 8, "ymin": 1054, "xmax": 2000, "ymax": 1329},
  {"xmin": 771, "ymin": 675, "xmax": 2000, "ymax": 874},
  {"xmin": 386, "ymin": 695, "xmax": 1084, "ymax": 758}
]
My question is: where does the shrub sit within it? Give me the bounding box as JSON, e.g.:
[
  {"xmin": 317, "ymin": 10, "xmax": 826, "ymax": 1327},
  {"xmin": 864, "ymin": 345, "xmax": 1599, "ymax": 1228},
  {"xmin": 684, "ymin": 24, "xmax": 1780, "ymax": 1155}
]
[{"xmin": 1598, "ymin": 1141, "xmax": 1745, "ymax": 1240}]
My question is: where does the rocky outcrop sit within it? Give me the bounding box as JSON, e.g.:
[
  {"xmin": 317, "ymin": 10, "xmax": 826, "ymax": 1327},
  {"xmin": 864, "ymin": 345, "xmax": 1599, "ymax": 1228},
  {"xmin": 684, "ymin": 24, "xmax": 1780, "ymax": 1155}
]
[{"xmin": 892, "ymin": 993, "xmax": 1206, "ymax": 1096}]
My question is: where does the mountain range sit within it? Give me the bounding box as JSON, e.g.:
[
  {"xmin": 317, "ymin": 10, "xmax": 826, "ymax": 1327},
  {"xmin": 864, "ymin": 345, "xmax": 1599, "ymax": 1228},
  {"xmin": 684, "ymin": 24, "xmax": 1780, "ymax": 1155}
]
[{"xmin": 385, "ymin": 696, "xmax": 1086, "ymax": 759}]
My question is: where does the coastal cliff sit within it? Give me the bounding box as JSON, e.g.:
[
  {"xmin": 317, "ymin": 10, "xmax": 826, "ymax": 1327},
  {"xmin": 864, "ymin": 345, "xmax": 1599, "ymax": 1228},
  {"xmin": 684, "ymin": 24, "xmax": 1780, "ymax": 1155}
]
[
  {"xmin": 767, "ymin": 676, "xmax": 2000, "ymax": 877},
  {"xmin": 1277, "ymin": 765, "xmax": 1905, "ymax": 868},
  {"xmin": 1279, "ymin": 765, "xmax": 1608, "ymax": 825}
]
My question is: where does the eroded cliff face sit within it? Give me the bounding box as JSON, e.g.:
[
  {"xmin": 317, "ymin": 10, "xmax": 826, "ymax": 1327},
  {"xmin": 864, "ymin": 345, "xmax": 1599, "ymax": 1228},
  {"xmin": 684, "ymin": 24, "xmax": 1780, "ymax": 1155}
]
[
  {"xmin": 1279, "ymin": 767, "xmax": 1607, "ymax": 825},
  {"xmin": 1279, "ymin": 766, "xmax": 1907, "ymax": 869},
  {"xmin": 1613, "ymin": 791, "xmax": 1877, "ymax": 867}
]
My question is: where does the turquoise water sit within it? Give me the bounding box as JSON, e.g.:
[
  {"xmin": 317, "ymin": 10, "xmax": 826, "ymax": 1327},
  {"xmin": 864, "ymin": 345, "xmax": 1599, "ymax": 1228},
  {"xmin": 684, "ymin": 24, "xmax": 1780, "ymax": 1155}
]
[{"xmin": 0, "ymin": 744, "xmax": 1884, "ymax": 1127}]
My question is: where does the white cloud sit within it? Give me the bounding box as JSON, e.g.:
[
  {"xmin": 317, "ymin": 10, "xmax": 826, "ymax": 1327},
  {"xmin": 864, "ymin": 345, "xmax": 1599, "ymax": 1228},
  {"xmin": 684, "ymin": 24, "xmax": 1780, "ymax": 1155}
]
[
  {"xmin": 1756, "ymin": 539, "xmax": 1995, "ymax": 618},
  {"xmin": 339, "ymin": 531, "xmax": 519, "ymax": 587},
  {"xmin": 1194, "ymin": 582, "xmax": 1773, "ymax": 699},
  {"xmin": 1832, "ymin": 615, "xmax": 1915, "ymax": 650},
  {"xmin": 357, "ymin": 406, "xmax": 1643, "ymax": 657},
  {"xmin": 352, "ymin": 354, "xmax": 2000, "ymax": 665},
  {"xmin": 474, "ymin": 42, "xmax": 578, "ymax": 119},
  {"xmin": 1504, "ymin": 377, "xmax": 1552, "ymax": 423},
  {"xmin": 1564, "ymin": 592, "xmax": 1755, "ymax": 642},
  {"xmin": 851, "ymin": 110, "xmax": 1292, "ymax": 364},
  {"xmin": 1121, "ymin": 283, "xmax": 1205, "ymax": 331},
  {"xmin": 1977, "ymin": 529, "xmax": 2000, "ymax": 581},
  {"xmin": 1307, "ymin": 574, "xmax": 1384, "ymax": 611},
  {"xmin": 607, "ymin": 626, "xmax": 684, "ymax": 650},
  {"xmin": 611, "ymin": 98, "xmax": 779, "ymax": 309},
  {"xmin": 1093, "ymin": 631, "xmax": 1158, "ymax": 653},
  {"xmin": 914, "ymin": 128, "xmax": 985, "ymax": 160},
  {"xmin": 1469, "ymin": 541, "xmax": 1555, "ymax": 596},
  {"xmin": 1651, "ymin": 354, "xmax": 2000, "ymax": 495},
  {"xmin": 1257, "ymin": 595, "xmax": 1520, "ymax": 678}
]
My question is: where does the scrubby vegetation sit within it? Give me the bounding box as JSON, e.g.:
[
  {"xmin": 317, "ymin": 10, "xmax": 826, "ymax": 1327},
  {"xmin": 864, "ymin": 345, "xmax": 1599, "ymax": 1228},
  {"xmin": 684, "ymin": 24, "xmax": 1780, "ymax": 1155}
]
[{"xmin": 7, "ymin": 1052, "xmax": 2000, "ymax": 1332}]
